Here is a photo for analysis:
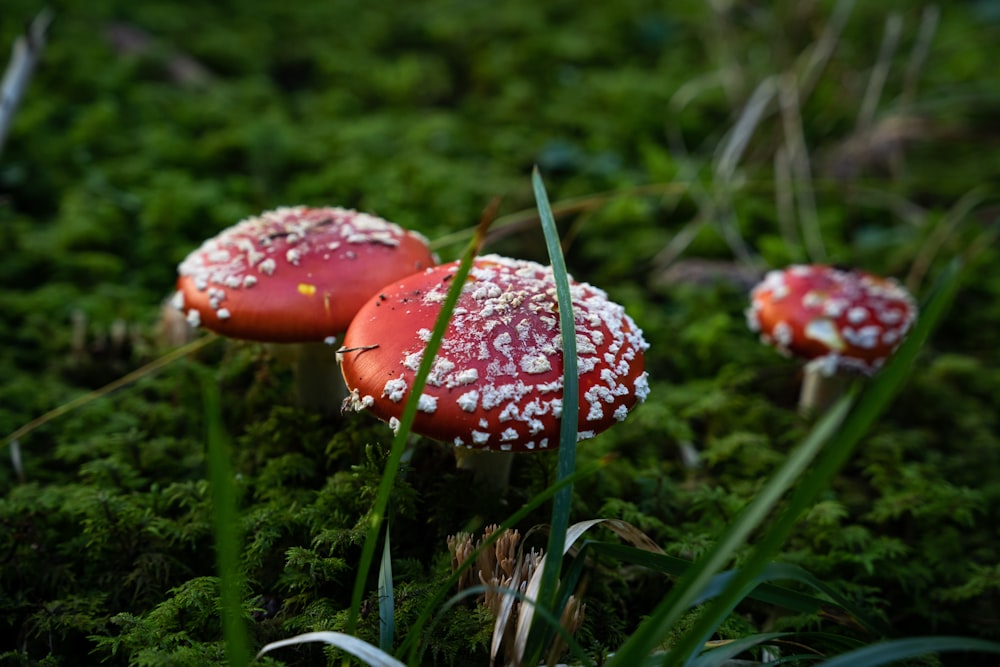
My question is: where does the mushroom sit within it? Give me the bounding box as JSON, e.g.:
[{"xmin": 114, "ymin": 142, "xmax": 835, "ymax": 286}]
[
  {"xmin": 174, "ymin": 206, "xmax": 436, "ymax": 412},
  {"xmin": 746, "ymin": 264, "xmax": 918, "ymax": 414},
  {"xmin": 337, "ymin": 254, "xmax": 650, "ymax": 488}
]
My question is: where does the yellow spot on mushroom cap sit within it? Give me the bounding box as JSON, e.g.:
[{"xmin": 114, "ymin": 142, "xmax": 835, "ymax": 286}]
[{"xmin": 298, "ymin": 283, "xmax": 317, "ymax": 296}]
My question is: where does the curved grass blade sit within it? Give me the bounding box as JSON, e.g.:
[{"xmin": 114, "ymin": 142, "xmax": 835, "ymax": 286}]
[
  {"xmin": 257, "ymin": 631, "xmax": 406, "ymax": 667},
  {"xmin": 201, "ymin": 372, "xmax": 250, "ymax": 667},
  {"xmin": 688, "ymin": 562, "xmax": 885, "ymax": 636},
  {"xmin": 689, "ymin": 632, "xmax": 792, "ymax": 667},
  {"xmin": 585, "ymin": 543, "xmax": 884, "ymax": 635},
  {"xmin": 817, "ymin": 636, "xmax": 1000, "ymax": 667},
  {"xmin": 521, "ymin": 166, "xmax": 580, "ymax": 664},
  {"xmin": 378, "ymin": 523, "xmax": 394, "ymax": 652},
  {"xmin": 610, "ymin": 260, "xmax": 963, "ymax": 666},
  {"xmin": 513, "ymin": 519, "xmax": 608, "ymax": 660},
  {"xmin": 605, "ymin": 395, "xmax": 853, "ymax": 667},
  {"xmin": 517, "ymin": 518, "xmax": 667, "ymax": 662},
  {"xmin": 663, "ymin": 259, "xmax": 964, "ymax": 665},
  {"xmin": 344, "ymin": 204, "xmax": 495, "ymax": 639}
]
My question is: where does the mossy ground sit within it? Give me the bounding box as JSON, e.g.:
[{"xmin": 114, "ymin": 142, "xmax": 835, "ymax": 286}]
[{"xmin": 2, "ymin": 1, "xmax": 1000, "ymax": 665}]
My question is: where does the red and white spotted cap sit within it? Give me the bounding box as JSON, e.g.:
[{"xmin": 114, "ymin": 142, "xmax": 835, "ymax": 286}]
[
  {"xmin": 338, "ymin": 254, "xmax": 650, "ymax": 452},
  {"xmin": 174, "ymin": 206, "xmax": 436, "ymax": 343},
  {"xmin": 746, "ymin": 264, "xmax": 918, "ymax": 375}
]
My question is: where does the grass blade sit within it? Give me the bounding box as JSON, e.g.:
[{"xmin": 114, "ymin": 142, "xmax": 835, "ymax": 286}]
[
  {"xmin": 689, "ymin": 632, "xmax": 791, "ymax": 667},
  {"xmin": 818, "ymin": 636, "xmax": 1000, "ymax": 667},
  {"xmin": 521, "ymin": 167, "xmax": 580, "ymax": 663},
  {"xmin": 345, "ymin": 208, "xmax": 493, "ymax": 639},
  {"xmin": 585, "ymin": 543, "xmax": 884, "ymax": 635},
  {"xmin": 378, "ymin": 523, "xmax": 394, "ymax": 652},
  {"xmin": 513, "ymin": 519, "xmax": 614, "ymax": 659},
  {"xmin": 662, "ymin": 259, "xmax": 963, "ymax": 664},
  {"xmin": 432, "ymin": 584, "xmax": 595, "ymax": 667},
  {"xmin": 258, "ymin": 631, "xmax": 406, "ymax": 667},
  {"xmin": 201, "ymin": 373, "xmax": 250, "ymax": 667},
  {"xmin": 609, "ymin": 260, "xmax": 963, "ymax": 666},
  {"xmin": 606, "ymin": 395, "xmax": 853, "ymax": 667}
]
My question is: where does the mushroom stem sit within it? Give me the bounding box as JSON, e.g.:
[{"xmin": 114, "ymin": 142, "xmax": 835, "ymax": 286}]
[
  {"xmin": 269, "ymin": 342, "xmax": 346, "ymax": 415},
  {"xmin": 798, "ymin": 359, "xmax": 853, "ymax": 416},
  {"xmin": 453, "ymin": 448, "xmax": 515, "ymax": 491},
  {"xmin": 294, "ymin": 341, "xmax": 348, "ymax": 414}
]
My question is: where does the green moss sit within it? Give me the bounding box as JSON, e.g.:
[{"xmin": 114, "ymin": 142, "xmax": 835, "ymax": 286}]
[{"xmin": 3, "ymin": 0, "xmax": 1000, "ymax": 664}]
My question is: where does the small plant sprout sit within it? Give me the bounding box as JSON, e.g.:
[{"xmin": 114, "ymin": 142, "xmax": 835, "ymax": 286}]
[
  {"xmin": 175, "ymin": 206, "xmax": 436, "ymax": 412},
  {"xmin": 337, "ymin": 254, "xmax": 650, "ymax": 488},
  {"xmin": 746, "ymin": 264, "xmax": 918, "ymax": 414}
]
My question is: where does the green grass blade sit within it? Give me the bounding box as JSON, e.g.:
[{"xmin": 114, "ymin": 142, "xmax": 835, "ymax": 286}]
[
  {"xmin": 609, "ymin": 260, "xmax": 963, "ymax": 666},
  {"xmin": 663, "ymin": 259, "xmax": 964, "ymax": 664},
  {"xmin": 522, "ymin": 166, "xmax": 580, "ymax": 663},
  {"xmin": 817, "ymin": 636, "xmax": 1000, "ymax": 667},
  {"xmin": 688, "ymin": 562, "xmax": 885, "ymax": 636},
  {"xmin": 378, "ymin": 523, "xmax": 394, "ymax": 652},
  {"xmin": 585, "ymin": 543, "xmax": 884, "ymax": 634},
  {"xmin": 606, "ymin": 395, "xmax": 853, "ymax": 667},
  {"xmin": 201, "ymin": 373, "xmax": 251, "ymax": 667},
  {"xmin": 688, "ymin": 632, "xmax": 791, "ymax": 667},
  {"xmin": 345, "ymin": 213, "xmax": 492, "ymax": 638}
]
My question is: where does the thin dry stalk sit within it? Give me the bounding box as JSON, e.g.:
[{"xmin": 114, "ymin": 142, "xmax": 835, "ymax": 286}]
[
  {"xmin": 773, "ymin": 146, "xmax": 800, "ymax": 252},
  {"xmin": 651, "ymin": 217, "xmax": 709, "ymax": 271},
  {"xmin": 856, "ymin": 12, "xmax": 903, "ymax": 132},
  {"xmin": 709, "ymin": 75, "xmax": 779, "ymax": 267},
  {"xmin": 904, "ymin": 188, "xmax": 989, "ymax": 294},
  {"xmin": 714, "ymin": 76, "xmax": 777, "ymax": 184},
  {"xmin": 778, "ymin": 72, "xmax": 825, "ymax": 262},
  {"xmin": 665, "ymin": 66, "xmax": 765, "ymax": 271},
  {"xmin": 901, "ymin": 5, "xmax": 940, "ymax": 105},
  {"xmin": 796, "ymin": 0, "xmax": 855, "ymax": 100}
]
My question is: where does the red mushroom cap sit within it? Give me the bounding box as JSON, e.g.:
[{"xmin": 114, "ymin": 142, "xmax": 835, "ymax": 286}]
[
  {"xmin": 746, "ymin": 264, "xmax": 918, "ymax": 374},
  {"xmin": 175, "ymin": 206, "xmax": 436, "ymax": 343},
  {"xmin": 338, "ymin": 254, "xmax": 650, "ymax": 452}
]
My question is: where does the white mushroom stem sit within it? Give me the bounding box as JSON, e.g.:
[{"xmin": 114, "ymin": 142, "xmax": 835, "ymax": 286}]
[
  {"xmin": 267, "ymin": 341, "xmax": 347, "ymax": 415},
  {"xmin": 798, "ymin": 358, "xmax": 854, "ymax": 416},
  {"xmin": 453, "ymin": 448, "xmax": 515, "ymax": 491}
]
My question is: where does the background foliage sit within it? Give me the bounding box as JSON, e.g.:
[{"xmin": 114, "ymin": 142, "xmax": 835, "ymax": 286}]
[{"xmin": 2, "ymin": 0, "xmax": 999, "ymax": 664}]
